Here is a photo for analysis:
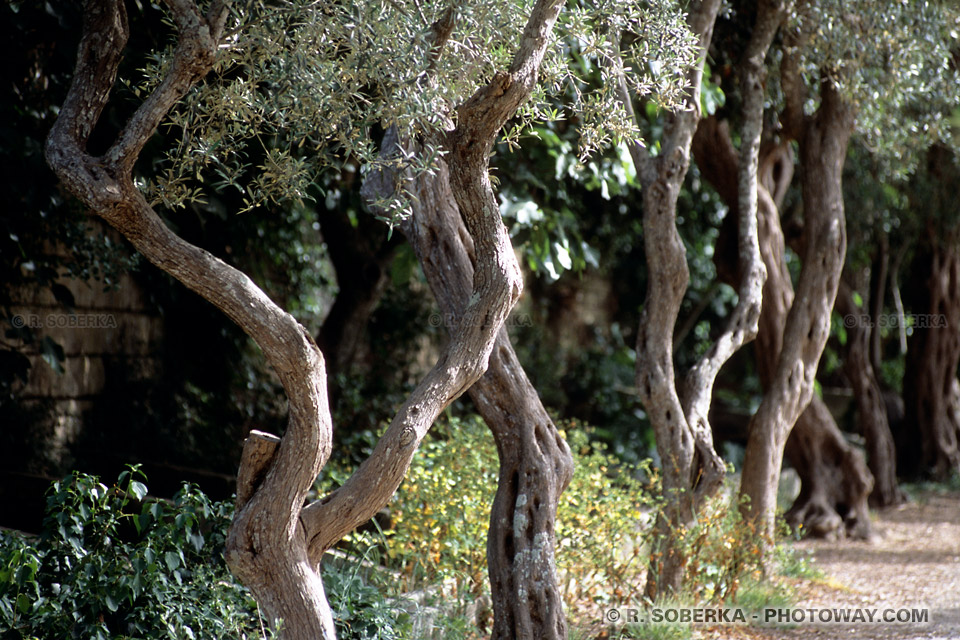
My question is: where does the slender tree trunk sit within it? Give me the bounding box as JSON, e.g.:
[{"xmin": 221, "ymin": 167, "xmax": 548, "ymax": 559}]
[
  {"xmin": 614, "ymin": 0, "xmax": 787, "ymax": 598},
  {"xmin": 622, "ymin": 0, "xmax": 726, "ymax": 599},
  {"xmin": 901, "ymin": 224, "xmax": 960, "ymax": 479},
  {"xmin": 362, "ymin": 130, "xmax": 574, "ymax": 639},
  {"xmin": 739, "ymin": 64, "xmax": 857, "ymax": 544},
  {"xmin": 837, "ymin": 277, "xmax": 904, "ymax": 507},
  {"xmin": 694, "ymin": 115, "xmax": 874, "ymax": 539}
]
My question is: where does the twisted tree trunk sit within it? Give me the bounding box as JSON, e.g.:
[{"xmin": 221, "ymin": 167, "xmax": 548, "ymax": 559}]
[
  {"xmin": 362, "ymin": 128, "xmax": 574, "ymax": 639},
  {"xmin": 695, "ymin": 116, "xmax": 874, "ymax": 540},
  {"xmin": 613, "ymin": 0, "xmax": 789, "ymax": 598},
  {"xmin": 782, "ymin": 403, "xmax": 872, "ymax": 538},
  {"xmin": 739, "ymin": 42, "xmax": 859, "ymax": 544},
  {"xmin": 836, "ymin": 276, "xmax": 904, "ymax": 507},
  {"xmin": 47, "ymin": 1, "xmax": 563, "ymax": 637},
  {"xmin": 622, "ymin": 0, "xmax": 726, "ymax": 599}
]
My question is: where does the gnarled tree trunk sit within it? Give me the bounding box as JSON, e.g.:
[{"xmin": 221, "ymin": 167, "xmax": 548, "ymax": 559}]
[
  {"xmin": 47, "ymin": 1, "xmax": 564, "ymax": 638},
  {"xmin": 783, "ymin": 402, "xmax": 872, "ymax": 538},
  {"xmin": 739, "ymin": 36, "xmax": 860, "ymax": 544},
  {"xmin": 901, "ymin": 222, "xmax": 960, "ymax": 479},
  {"xmin": 362, "ymin": 128, "xmax": 574, "ymax": 639},
  {"xmin": 836, "ymin": 276, "xmax": 904, "ymax": 507},
  {"xmin": 695, "ymin": 115, "xmax": 874, "ymax": 540},
  {"xmin": 613, "ymin": 0, "xmax": 789, "ymax": 599}
]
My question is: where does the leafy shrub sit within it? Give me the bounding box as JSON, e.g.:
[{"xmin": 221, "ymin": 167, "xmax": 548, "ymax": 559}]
[
  {"xmin": 0, "ymin": 469, "xmax": 411, "ymax": 640},
  {"xmin": 321, "ymin": 547, "xmax": 411, "ymax": 640},
  {"xmin": 0, "ymin": 467, "xmax": 265, "ymax": 640},
  {"xmin": 319, "ymin": 415, "xmax": 663, "ymax": 628},
  {"xmin": 323, "ymin": 415, "xmax": 497, "ymax": 610},
  {"xmin": 315, "ymin": 414, "xmax": 807, "ymax": 636},
  {"xmin": 676, "ymin": 489, "xmax": 767, "ymax": 603},
  {"xmin": 556, "ymin": 423, "xmax": 659, "ymax": 619}
]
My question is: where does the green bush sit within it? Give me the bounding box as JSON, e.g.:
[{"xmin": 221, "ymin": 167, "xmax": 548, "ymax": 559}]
[
  {"xmin": 675, "ymin": 490, "xmax": 766, "ymax": 604},
  {"xmin": 321, "ymin": 547, "xmax": 411, "ymax": 640},
  {"xmin": 0, "ymin": 467, "xmax": 264, "ymax": 640},
  {"xmin": 556, "ymin": 423, "xmax": 659, "ymax": 619},
  {"xmin": 319, "ymin": 415, "xmax": 663, "ymax": 629},
  {"xmin": 318, "ymin": 414, "xmax": 498, "ymax": 634},
  {"xmin": 0, "ymin": 468, "xmax": 410, "ymax": 640}
]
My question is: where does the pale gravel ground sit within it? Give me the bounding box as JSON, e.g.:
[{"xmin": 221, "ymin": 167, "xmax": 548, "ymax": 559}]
[{"xmin": 699, "ymin": 489, "xmax": 960, "ymax": 640}]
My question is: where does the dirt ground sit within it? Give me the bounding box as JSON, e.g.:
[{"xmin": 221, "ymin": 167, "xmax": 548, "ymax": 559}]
[{"xmin": 702, "ymin": 488, "xmax": 960, "ymax": 640}]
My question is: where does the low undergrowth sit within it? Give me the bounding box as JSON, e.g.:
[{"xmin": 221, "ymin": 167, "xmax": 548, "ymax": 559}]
[{"xmin": 2, "ymin": 415, "xmax": 812, "ymax": 639}]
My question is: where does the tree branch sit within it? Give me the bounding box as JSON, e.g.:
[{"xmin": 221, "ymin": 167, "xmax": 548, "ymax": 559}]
[
  {"xmin": 45, "ymin": 0, "xmax": 128, "ymax": 184},
  {"xmin": 108, "ymin": 0, "xmax": 225, "ymax": 175},
  {"xmin": 236, "ymin": 430, "xmax": 282, "ymax": 512},
  {"xmin": 426, "ymin": 4, "xmax": 456, "ymax": 72},
  {"xmin": 451, "ymin": 0, "xmax": 564, "ymax": 150},
  {"xmin": 47, "ymin": 0, "xmax": 332, "ymax": 577},
  {"xmin": 301, "ymin": 0, "xmax": 564, "ymax": 562},
  {"xmin": 779, "ymin": 0, "xmax": 813, "ymax": 140},
  {"xmin": 607, "ymin": 34, "xmax": 657, "ymax": 187}
]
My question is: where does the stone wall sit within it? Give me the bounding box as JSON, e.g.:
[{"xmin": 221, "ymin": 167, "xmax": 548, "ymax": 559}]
[{"xmin": 8, "ymin": 267, "xmax": 163, "ymax": 470}]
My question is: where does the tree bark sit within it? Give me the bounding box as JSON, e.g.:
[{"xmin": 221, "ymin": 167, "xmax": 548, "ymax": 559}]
[
  {"xmin": 301, "ymin": 0, "xmax": 563, "ymax": 561},
  {"xmin": 362, "ymin": 129, "xmax": 574, "ymax": 640},
  {"xmin": 46, "ymin": 1, "xmax": 564, "ymax": 637},
  {"xmin": 837, "ymin": 276, "xmax": 904, "ymax": 507},
  {"xmin": 695, "ymin": 115, "xmax": 875, "ymax": 539},
  {"xmin": 901, "ymin": 223, "xmax": 960, "ymax": 479},
  {"xmin": 612, "ymin": 0, "xmax": 789, "ymax": 599},
  {"xmin": 47, "ymin": 3, "xmax": 339, "ymax": 635},
  {"xmin": 739, "ymin": 39, "xmax": 858, "ymax": 544},
  {"xmin": 782, "ymin": 401, "xmax": 872, "ymax": 538}
]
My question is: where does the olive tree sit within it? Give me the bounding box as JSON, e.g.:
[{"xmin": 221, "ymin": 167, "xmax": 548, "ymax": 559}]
[
  {"xmin": 357, "ymin": 1, "xmax": 702, "ymax": 630},
  {"xmin": 603, "ymin": 0, "xmax": 802, "ymax": 597},
  {"xmin": 45, "ymin": 0, "xmax": 571, "ymax": 637},
  {"xmin": 739, "ymin": 0, "xmax": 960, "ymax": 544}
]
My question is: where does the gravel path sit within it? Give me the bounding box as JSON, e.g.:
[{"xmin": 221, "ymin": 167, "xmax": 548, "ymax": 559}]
[{"xmin": 707, "ymin": 489, "xmax": 960, "ymax": 640}]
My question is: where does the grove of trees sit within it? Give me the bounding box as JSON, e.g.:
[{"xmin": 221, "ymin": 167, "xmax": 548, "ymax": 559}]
[{"xmin": 2, "ymin": 0, "xmax": 959, "ymax": 638}]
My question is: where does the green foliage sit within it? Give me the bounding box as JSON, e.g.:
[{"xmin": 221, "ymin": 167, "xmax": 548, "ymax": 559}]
[
  {"xmin": 0, "ymin": 467, "xmax": 266, "ymax": 640},
  {"xmin": 316, "ymin": 414, "xmax": 663, "ymax": 625},
  {"xmin": 341, "ymin": 416, "xmax": 498, "ymax": 599},
  {"xmin": 318, "ymin": 420, "xmax": 804, "ymax": 633},
  {"xmin": 675, "ymin": 492, "xmax": 764, "ymax": 603},
  {"xmin": 774, "ymin": 545, "xmax": 822, "ymax": 581},
  {"xmin": 0, "ymin": 469, "xmax": 416, "ymax": 640},
  {"xmin": 786, "ymin": 0, "xmax": 960, "ymax": 176},
  {"xmin": 135, "ymin": 0, "xmax": 699, "ymax": 220},
  {"xmin": 699, "ymin": 64, "xmax": 726, "ymax": 117},
  {"xmin": 497, "ymin": 123, "xmax": 627, "ymax": 280},
  {"xmin": 316, "ymin": 416, "xmax": 802, "ymax": 633},
  {"xmin": 557, "ymin": 326, "xmax": 652, "ymax": 459},
  {"xmin": 321, "ymin": 550, "xmax": 411, "ymax": 640}
]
